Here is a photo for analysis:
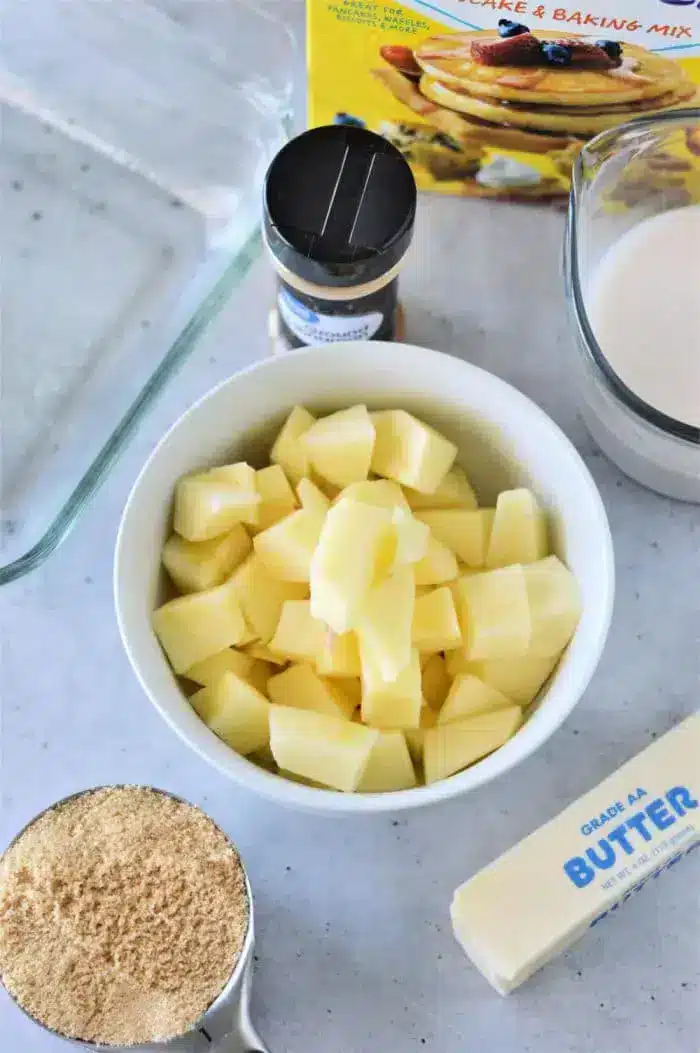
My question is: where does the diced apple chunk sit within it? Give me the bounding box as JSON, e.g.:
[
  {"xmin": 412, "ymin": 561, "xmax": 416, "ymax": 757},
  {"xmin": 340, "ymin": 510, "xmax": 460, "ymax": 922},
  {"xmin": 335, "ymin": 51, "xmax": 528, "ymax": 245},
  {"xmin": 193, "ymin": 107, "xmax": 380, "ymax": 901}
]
[
  {"xmin": 310, "ymin": 499, "xmax": 394, "ymax": 634},
  {"xmin": 445, "ymin": 653, "xmax": 559, "ymax": 704},
  {"xmin": 438, "ymin": 675, "xmax": 514, "ymax": 724},
  {"xmin": 153, "ymin": 581, "xmax": 248, "ymax": 673},
  {"xmin": 455, "ymin": 566, "xmax": 531, "ymax": 661},
  {"xmin": 310, "ymin": 471, "xmax": 342, "ymax": 501},
  {"xmin": 448, "ymin": 566, "xmax": 478, "ymax": 608},
  {"xmin": 524, "ymin": 556, "xmax": 582, "ymax": 657},
  {"xmin": 249, "ymin": 744, "xmax": 278, "ymax": 773},
  {"xmin": 403, "ymin": 466, "xmax": 477, "ymax": 510},
  {"xmin": 254, "ymin": 507, "xmax": 326, "ymax": 582},
  {"xmin": 270, "ymin": 405, "xmax": 315, "ymax": 485},
  {"xmin": 412, "ymin": 586, "xmax": 462, "ymax": 653},
  {"xmin": 415, "ymin": 584, "xmax": 436, "ymax": 598},
  {"xmin": 209, "ymin": 461, "xmax": 256, "ymax": 491},
  {"xmin": 358, "ymin": 731, "xmax": 417, "ymax": 792},
  {"xmin": 229, "ymin": 554, "xmax": 307, "ymax": 643},
  {"xmin": 268, "ymin": 600, "xmax": 326, "ymax": 664},
  {"xmin": 254, "ymin": 465, "xmax": 297, "ymax": 532},
  {"xmin": 236, "ymin": 622, "xmax": 258, "ymax": 647},
  {"xmin": 317, "ymin": 631, "xmax": 362, "ymax": 678},
  {"xmin": 423, "ymin": 706, "xmax": 522, "ymax": 784},
  {"xmin": 415, "ymin": 509, "xmax": 494, "ymax": 568},
  {"xmin": 267, "ymin": 663, "xmax": 355, "ymax": 720},
  {"xmin": 341, "ymin": 479, "xmax": 409, "ymax": 510},
  {"xmin": 404, "ymin": 705, "xmax": 437, "ymax": 764},
  {"xmin": 162, "ymin": 524, "xmax": 251, "ymax": 593},
  {"xmin": 370, "ymin": 410, "xmax": 457, "ymax": 493},
  {"xmin": 185, "ymin": 648, "xmax": 254, "ymax": 687},
  {"xmin": 269, "ymin": 705, "xmax": 378, "ymax": 791},
  {"xmin": 297, "ymin": 477, "xmax": 331, "ymax": 517},
  {"xmin": 302, "ymin": 405, "xmax": 375, "ymax": 488},
  {"xmin": 421, "ymin": 653, "xmax": 451, "ymax": 710},
  {"xmin": 206, "ymin": 464, "xmax": 260, "ymax": 529},
  {"xmin": 444, "ymin": 649, "xmax": 467, "ymax": 678},
  {"xmin": 361, "ymin": 648, "xmax": 422, "ymax": 729},
  {"xmin": 191, "ymin": 671, "xmax": 269, "ymax": 754},
  {"xmin": 413, "ymin": 534, "xmax": 459, "ymax": 586},
  {"xmin": 174, "ymin": 472, "xmax": 261, "ymax": 540},
  {"xmin": 390, "ymin": 508, "xmax": 430, "ymax": 571},
  {"xmin": 334, "ymin": 676, "xmax": 362, "ymax": 707},
  {"xmin": 356, "ymin": 566, "xmax": 415, "ymax": 683},
  {"xmin": 243, "ymin": 642, "xmax": 289, "ymax": 666},
  {"xmin": 245, "ymin": 661, "xmax": 274, "ymax": 696},
  {"xmin": 281, "ymin": 770, "xmax": 332, "ymax": 788},
  {"xmin": 486, "ymin": 488, "xmax": 549, "ymax": 569}
]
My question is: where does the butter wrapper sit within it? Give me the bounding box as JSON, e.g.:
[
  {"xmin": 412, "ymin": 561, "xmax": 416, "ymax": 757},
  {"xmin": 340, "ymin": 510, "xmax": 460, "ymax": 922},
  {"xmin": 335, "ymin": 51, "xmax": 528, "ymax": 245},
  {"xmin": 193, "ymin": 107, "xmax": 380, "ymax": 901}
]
[{"xmin": 451, "ymin": 712, "xmax": 700, "ymax": 993}]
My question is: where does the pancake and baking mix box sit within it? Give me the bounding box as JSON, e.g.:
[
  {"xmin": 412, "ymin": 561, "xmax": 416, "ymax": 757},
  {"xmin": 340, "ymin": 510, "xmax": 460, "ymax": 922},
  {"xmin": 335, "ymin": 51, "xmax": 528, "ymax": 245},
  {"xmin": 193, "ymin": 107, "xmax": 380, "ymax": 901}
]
[{"xmin": 307, "ymin": 1, "xmax": 699, "ymax": 200}]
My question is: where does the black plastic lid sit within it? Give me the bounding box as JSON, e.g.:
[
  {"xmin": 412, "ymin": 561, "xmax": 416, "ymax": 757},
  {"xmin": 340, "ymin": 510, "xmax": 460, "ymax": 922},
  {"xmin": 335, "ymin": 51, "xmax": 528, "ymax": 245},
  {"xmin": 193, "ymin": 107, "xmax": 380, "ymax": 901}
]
[{"xmin": 264, "ymin": 125, "xmax": 417, "ymax": 288}]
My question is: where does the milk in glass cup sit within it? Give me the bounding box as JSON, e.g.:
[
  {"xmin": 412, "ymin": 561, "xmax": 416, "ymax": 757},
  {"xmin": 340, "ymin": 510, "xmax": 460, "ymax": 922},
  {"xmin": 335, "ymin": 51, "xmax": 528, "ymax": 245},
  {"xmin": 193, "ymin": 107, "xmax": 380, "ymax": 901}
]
[{"xmin": 564, "ymin": 109, "xmax": 700, "ymax": 502}]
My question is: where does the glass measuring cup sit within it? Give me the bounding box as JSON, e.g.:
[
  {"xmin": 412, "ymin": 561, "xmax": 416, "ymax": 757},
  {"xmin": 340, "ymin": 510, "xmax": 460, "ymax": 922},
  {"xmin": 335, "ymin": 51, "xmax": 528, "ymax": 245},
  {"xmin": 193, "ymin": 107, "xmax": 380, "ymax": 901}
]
[
  {"xmin": 0, "ymin": 787, "xmax": 269, "ymax": 1053},
  {"xmin": 564, "ymin": 108, "xmax": 700, "ymax": 502}
]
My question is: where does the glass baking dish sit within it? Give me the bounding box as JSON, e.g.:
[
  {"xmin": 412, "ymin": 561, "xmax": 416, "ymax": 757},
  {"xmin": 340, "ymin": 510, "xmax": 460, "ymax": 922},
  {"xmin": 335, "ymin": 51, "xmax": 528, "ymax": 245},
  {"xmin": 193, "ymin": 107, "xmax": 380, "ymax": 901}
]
[{"xmin": 0, "ymin": 0, "xmax": 302, "ymax": 583}]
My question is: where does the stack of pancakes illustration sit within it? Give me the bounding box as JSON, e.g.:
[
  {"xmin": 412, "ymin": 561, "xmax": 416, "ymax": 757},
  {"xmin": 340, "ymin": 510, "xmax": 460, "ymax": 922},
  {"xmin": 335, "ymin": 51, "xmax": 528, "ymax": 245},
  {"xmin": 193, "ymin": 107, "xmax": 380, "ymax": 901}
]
[{"xmin": 373, "ymin": 22, "xmax": 698, "ymax": 199}]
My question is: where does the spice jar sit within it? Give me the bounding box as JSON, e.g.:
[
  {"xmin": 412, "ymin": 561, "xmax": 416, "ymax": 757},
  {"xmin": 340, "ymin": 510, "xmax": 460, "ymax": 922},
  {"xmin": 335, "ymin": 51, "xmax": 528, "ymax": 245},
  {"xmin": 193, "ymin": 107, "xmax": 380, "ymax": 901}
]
[{"xmin": 264, "ymin": 125, "xmax": 416, "ymax": 351}]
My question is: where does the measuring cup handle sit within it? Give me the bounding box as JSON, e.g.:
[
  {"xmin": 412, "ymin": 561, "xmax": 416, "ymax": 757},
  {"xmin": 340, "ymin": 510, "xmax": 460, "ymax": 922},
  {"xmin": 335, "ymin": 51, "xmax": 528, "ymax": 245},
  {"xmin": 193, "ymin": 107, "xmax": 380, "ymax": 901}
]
[
  {"xmin": 202, "ymin": 959, "xmax": 270, "ymax": 1053},
  {"xmin": 207, "ymin": 1028, "xmax": 270, "ymax": 1053}
]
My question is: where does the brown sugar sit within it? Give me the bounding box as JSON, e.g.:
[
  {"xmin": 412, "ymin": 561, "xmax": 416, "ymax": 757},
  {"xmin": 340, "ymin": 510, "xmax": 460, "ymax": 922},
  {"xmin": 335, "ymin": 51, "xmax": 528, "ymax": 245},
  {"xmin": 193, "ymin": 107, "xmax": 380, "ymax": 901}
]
[{"xmin": 0, "ymin": 786, "xmax": 249, "ymax": 1047}]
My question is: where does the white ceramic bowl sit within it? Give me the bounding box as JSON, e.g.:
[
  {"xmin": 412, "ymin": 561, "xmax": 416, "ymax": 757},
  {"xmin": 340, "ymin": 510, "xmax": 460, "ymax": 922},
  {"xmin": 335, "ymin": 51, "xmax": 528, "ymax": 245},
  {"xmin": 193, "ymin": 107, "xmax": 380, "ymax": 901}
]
[{"xmin": 115, "ymin": 343, "xmax": 614, "ymax": 814}]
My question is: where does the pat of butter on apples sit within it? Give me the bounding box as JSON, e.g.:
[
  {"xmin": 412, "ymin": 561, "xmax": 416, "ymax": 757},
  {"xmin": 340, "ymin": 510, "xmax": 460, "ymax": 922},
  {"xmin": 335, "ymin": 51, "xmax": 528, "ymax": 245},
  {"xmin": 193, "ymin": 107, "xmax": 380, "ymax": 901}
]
[{"xmin": 451, "ymin": 713, "xmax": 700, "ymax": 994}]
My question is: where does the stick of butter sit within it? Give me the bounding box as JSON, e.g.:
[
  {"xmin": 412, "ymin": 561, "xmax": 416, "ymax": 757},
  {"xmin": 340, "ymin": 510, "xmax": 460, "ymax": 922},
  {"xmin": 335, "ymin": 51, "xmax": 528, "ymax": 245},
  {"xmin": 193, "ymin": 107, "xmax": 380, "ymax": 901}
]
[{"xmin": 451, "ymin": 712, "xmax": 700, "ymax": 994}]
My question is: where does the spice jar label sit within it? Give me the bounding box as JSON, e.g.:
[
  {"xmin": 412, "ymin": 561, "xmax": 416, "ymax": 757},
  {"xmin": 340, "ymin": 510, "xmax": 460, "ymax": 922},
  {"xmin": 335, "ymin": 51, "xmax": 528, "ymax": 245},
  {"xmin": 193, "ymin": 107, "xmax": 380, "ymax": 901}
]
[{"xmin": 278, "ymin": 287, "xmax": 384, "ymax": 345}]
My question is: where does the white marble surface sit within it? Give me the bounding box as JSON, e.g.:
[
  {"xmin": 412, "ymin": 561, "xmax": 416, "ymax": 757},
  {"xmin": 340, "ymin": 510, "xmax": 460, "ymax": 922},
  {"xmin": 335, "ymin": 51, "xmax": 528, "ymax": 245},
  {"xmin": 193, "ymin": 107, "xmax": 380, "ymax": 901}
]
[{"xmin": 2, "ymin": 189, "xmax": 699, "ymax": 1051}]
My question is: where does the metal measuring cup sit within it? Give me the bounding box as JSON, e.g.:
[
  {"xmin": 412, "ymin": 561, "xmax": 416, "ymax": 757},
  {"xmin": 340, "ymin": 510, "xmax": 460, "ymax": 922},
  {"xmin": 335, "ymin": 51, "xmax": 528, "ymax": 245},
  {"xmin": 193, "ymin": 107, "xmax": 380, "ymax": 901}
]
[{"xmin": 0, "ymin": 787, "xmax": 269, "ymax": 1053}]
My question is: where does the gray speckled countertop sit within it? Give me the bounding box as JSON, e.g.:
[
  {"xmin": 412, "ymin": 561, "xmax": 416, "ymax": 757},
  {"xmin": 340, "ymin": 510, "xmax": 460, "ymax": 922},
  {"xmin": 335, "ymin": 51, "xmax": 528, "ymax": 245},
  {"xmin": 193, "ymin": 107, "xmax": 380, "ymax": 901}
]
[{"xmin": 2, "ymin": 196, "xmax": 698, "ymax": 1053}]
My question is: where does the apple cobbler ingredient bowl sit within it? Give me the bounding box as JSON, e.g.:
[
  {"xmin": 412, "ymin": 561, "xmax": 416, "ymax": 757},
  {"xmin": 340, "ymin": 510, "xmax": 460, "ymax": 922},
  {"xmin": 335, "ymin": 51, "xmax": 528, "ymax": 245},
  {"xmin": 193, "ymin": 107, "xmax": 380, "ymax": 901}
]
[{"xmin": 114, "ymin": 342, "xmax": 614, "ymax": 814}]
